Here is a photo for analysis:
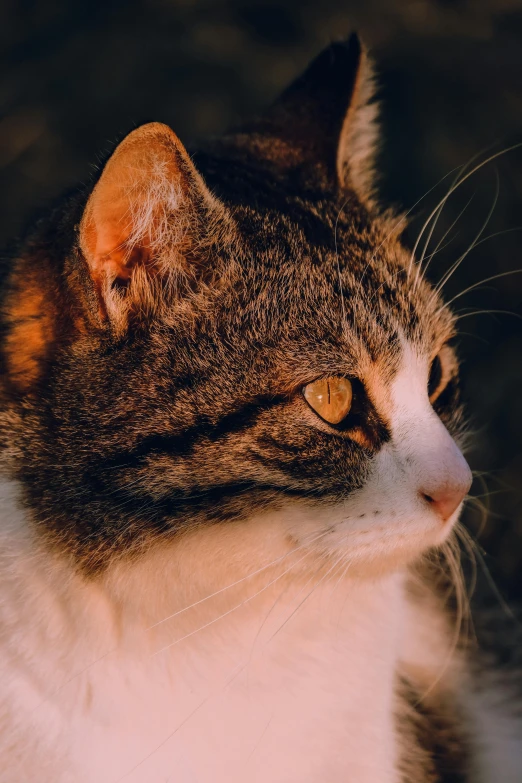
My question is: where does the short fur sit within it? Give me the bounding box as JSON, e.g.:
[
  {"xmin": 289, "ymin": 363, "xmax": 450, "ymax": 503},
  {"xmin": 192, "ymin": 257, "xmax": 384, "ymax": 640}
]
[{"xmin": 0, "ymin": 34, "xmax": 520, "ymax": 783}]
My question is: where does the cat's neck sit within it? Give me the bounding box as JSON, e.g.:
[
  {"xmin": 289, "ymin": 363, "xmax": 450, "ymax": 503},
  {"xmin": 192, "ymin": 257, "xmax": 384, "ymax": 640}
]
[{"xmin": 1, "ymin": 479, "xmax": 406, "ymax": 783}]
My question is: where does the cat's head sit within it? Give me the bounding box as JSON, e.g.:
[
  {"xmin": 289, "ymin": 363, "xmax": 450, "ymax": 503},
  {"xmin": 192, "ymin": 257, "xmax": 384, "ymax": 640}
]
[{"xmin": 0, "ymin": 35, "xmax": 471, "ymax": 576}]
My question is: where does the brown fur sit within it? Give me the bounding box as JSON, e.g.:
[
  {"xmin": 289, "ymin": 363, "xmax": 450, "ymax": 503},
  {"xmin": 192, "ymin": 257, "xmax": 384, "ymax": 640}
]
[
  {"xmin": 1, "ymin": 35, "xmax": 512, "ymax": 781},
  {"xmin": 396, "ymin": 677, "xmax": 470, "ymax": 783},
  {"xmin": 0, "ymin": 37, "xmax": 458, "ymax": 572}
]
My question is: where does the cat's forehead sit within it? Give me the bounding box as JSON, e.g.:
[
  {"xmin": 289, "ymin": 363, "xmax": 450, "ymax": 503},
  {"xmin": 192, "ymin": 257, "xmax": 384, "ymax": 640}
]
[
  {"xmin": 204, "ymin": 195, "xmax": 454, "ymax": 374},
  {"xmin": 151, "ymin": 197, "xmax": 457, "ymax": 409}
]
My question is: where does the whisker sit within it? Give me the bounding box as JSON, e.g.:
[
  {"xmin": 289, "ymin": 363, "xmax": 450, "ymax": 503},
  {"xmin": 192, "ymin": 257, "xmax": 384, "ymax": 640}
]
[
  {"xmin": 440, "ymin": 268, "xmax": 522, "ymax": 311},
  {"xmin": 332, "ymin": 558, "xmax": 354, "ymax": 634},
  {"xmin": 330, "ymin": 554, "xmax": 351, "ymax": 597},
  {"xmin": 31, "ymin": 527, "xmax": 329, "ymax": 713},
  {"xmin": 413, "ymin": 163, "xmax": 473, "ymax": 291},
  {"xmin": 266, "ymin": 553, "xmax": 347, "ymax": 644},
  {"xmin": 151, "ymin": 530, "xmax": 331, "ymax": 658},
  {"xmin": 421, "ymin": 192, "xmax": 475, "ymax": 282},
  {"xmin": 416, "ymin": 535, "xmax": 469, "ymax": 704},
  {"xmin": 429, "ymin": 193, "xmax": 474, "ymax": 258},
  {"xmin": 457, "ymin": 330, "xmax": 490, "ymax": 344},
  {"xmin": 409, "ymin": 142, "xmax": 522, "ymax": 282},
  {"xmin": 469, "ymin": 489, "xmax": 506, "ymax": 500},
  {"xmin": 357, "ymin": 162, "xmax": 467, "ymax": 297},
  {"xmin": 467, "ymin": 496, "xmax": 510, "ymax": 522},
  {"xmin": 408, "ymin": 160, "xmax": 472, "ymax": 278},
  {"xmin": 455, "ymin": 525, "xmax": 478, "ymax": 602},
  {"xmin": 148, "ymin": 527, "xmax": 330, "ymax": 630},
  {"xmin": 470, "ymin": 225, "xmax": 522, "ymax": 249},
  {"xmin": 460, "ymin": 527, "xmax": 522, "ymax": 629},
  {"xmin": 113, "ymin": 662, "xmax": 241, "ymax": 783},
  {"xmin": 455, "ymin": 308, "xmax": 522, "ymax": 322},
  {"xmin": 434, "ymin": 169, "xmax": 500, "ymax": 298},
  {"xmin": 247, "ymin": 553, "xmax": 328, "ymax": 657}
]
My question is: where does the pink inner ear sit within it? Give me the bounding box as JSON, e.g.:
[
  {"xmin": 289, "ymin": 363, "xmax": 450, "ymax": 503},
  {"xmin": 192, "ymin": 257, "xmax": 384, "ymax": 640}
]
[
  {"xmin": 81, "ymin": 166, "xmax": 156, "ymax": 288},
  {"xmin": 86, "ymin": 200, "xmax": 148, "ymax": 284},
  {"xmin": 80, "ymin": 122, "xmax": 191, "ymax": 290}
]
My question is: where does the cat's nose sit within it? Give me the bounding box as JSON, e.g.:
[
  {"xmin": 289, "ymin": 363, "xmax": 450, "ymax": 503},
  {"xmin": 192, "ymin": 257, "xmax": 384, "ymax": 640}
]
[
  {"xmin": 412, "ymin": 413, "xmax": 473, "ymax": 523},
  {"xmin": 420, "ymin": 469, "xmax": 472, "ymax": 523}
]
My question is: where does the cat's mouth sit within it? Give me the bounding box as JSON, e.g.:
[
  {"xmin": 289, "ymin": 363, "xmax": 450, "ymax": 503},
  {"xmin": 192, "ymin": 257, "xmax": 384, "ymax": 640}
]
[{"xmin": 244, "ymin": 425, "xmax": 471, "ymax": 578}]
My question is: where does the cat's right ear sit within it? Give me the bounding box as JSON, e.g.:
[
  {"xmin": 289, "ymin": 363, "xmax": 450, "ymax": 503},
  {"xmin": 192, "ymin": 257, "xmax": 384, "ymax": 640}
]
[{"xmin": 79, "ymin": 122, "xmax": 222, "ymax": 330}]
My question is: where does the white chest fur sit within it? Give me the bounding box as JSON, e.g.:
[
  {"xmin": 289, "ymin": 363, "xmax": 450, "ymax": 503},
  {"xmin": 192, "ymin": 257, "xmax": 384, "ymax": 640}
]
[{"xmin": 0, "ymin": 484, "xmax": 404, "ymax": 783}]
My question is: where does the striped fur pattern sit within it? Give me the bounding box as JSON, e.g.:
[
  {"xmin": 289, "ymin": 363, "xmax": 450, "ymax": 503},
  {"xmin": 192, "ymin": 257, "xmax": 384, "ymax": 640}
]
[{"xmin": 0, "ymin": 33, "xmax": 520, "ymax": 782}]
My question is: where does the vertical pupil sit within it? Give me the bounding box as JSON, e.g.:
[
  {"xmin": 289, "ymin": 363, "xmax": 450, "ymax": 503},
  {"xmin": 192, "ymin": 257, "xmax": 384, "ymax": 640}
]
[{"xmin": 303, "ymin": 377, "xmax": 353, "ymax": 425}]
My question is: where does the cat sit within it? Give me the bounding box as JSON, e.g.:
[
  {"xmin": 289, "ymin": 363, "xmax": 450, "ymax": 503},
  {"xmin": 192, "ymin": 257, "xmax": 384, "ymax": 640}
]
[{"xmin": 0, "ymin": 32, "xmax": 521, "ymax": 783}]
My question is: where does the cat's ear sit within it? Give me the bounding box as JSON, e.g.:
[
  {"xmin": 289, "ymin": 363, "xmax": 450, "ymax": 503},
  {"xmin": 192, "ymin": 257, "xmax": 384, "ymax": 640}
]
[
  {"xmin": 79, "ymin": 122, "xmax": 219, "ymax": 327},
  {"xmin": 247, "ymin": 34, "xmax": 378, "ymax": 196}
]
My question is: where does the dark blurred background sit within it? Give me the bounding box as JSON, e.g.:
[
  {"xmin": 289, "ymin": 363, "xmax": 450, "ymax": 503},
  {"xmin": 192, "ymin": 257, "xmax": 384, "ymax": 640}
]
[{"xmin": 1, "ymin": 0, "xmax": 521, "ymax": 597}]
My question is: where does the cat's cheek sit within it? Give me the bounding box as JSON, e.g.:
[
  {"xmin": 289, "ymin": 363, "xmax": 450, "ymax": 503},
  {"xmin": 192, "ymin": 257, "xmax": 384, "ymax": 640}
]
[{"xmin": 273, "ymin": 446, "xmax": 464, "ymax": 577}]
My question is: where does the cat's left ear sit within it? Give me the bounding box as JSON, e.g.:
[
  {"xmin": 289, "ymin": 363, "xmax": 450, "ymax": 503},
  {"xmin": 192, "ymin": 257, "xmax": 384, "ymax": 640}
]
[
  {"xmin": 243, "ymin": 34, "xmax": 379, "ymax": 198},
  {"xmin": 79, "ymin": 122, "xmax": 221, "ymax": 326}
]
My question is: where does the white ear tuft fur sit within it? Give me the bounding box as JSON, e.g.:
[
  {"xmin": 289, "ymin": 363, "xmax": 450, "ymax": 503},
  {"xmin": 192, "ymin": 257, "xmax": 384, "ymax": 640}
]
[{"xmin": 336, "ymin": 44, "xmax": 380, "ymax": 199}]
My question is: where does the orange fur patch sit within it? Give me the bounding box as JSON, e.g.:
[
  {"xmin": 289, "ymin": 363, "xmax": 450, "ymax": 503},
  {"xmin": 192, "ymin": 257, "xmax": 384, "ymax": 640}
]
[{"xmin": 3, "ymin": 261, "xmax": 55, "ymax": 392}]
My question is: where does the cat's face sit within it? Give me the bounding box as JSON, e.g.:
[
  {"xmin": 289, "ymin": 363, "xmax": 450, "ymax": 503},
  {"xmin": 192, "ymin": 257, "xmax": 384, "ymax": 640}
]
[{"xmin": 0, "ymin": 36, "xmax": 471, "ymax": 575}]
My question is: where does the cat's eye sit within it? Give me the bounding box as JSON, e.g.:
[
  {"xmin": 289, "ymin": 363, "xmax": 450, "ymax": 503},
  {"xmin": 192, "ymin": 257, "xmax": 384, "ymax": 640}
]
[
  {"xmin": 303, "ymin": 377, "xmax": 353, "ymax": 425},
  {"xmin": 428, "ymin": 354, "xmax": 443, "ymax": 400},
  {"xmin": 428, "ymin": 347, "xmax": 455, "ymax": 403}
]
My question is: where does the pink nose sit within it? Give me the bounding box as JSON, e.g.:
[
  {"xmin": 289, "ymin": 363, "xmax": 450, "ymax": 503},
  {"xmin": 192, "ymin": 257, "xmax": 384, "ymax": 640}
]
[{"xmin": 420, "ymin": 476, "xmax": 471, "ymax": 522}]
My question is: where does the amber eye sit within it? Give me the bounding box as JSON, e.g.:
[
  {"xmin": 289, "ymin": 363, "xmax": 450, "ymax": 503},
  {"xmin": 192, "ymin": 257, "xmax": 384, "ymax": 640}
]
[{"xmin": 303, "ymin": 377, "xmax": 353, "ymax": 425}]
